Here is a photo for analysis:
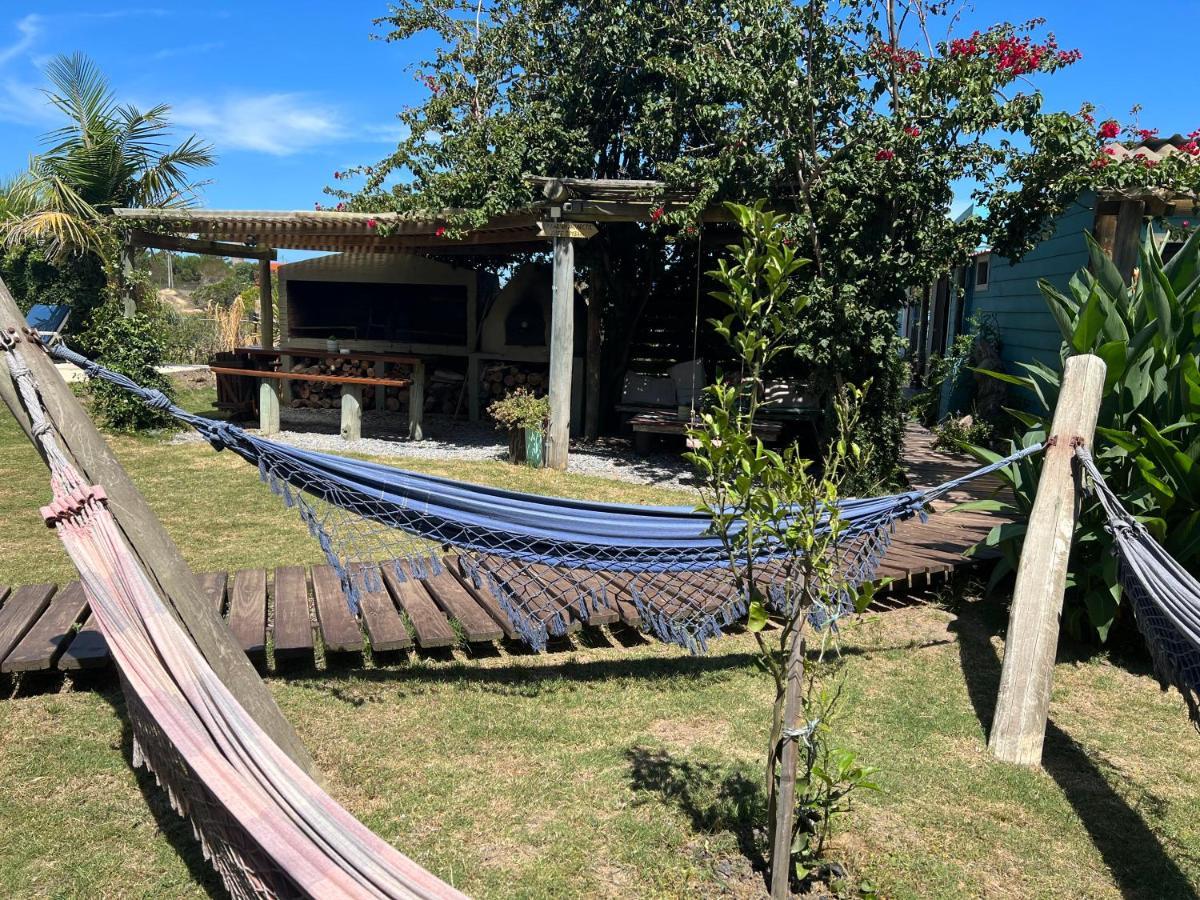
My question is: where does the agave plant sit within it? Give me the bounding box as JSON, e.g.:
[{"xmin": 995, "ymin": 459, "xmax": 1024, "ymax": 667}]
[
  {"xmin": 0, "ymin": 53, "xmax": 214, "ymax": 261},
  {"xmin": 966, "ymin": 228, "xmax": 1200, "ymax": 641}
]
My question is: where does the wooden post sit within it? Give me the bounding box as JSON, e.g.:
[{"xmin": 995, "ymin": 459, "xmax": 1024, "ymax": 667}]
[
  {"xmin": 258, "ymin": 257, "xmax": 274, "ymax": 351},
  {"xmin": 340, "ymin": 385, "xmax": 362, "ymax": 442},
  {"xmin": 259, "ymin": 379, "xmax": 281, "ymax": 436},
  {"xmin": 1112, "ymin": 199, "xmax": 1145, "ymax": 283},
  {"xmin": 121, "ymin": 238, "xmax": 137, "ymax": 318},
  {"xmin": 0, "ymin": 278, "xmax": 317, "ymax": 778},
  {"xmin": 408, "ymin": 360, "xmax": 425, "ymax": 441},
  {"xmin": 770, "ymin": 630, "xmax": 806, "ymax": 899},
  {"xmin": 547, "ymin": 235, "xmax": 575, "ymax": 470},
  {"xmin": 467, "ymin": 355, "xmax": 481, "ymax": 422},
  {"xmin": 988, "ymin": 353, "xmax": 1106, "ymax": 766},
  {"xmin": 373, "ymin": 361, "xmax": 386, "ymax": 411}
]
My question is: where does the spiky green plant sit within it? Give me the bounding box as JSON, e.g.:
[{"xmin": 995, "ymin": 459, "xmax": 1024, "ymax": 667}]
[{"xmin": 968, "ymin": 229, "xmax": 1200, "ymax": 640}]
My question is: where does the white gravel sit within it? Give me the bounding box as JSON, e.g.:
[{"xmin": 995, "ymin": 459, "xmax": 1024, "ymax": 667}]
[{"xmin": 170, "ymin": 409, "xmax": 700, "ymax": 490}]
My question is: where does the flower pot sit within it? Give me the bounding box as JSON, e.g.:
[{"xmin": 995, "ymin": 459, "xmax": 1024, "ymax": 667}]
[
  {"xmin": 325, "ymin": 338, "xmax": 339, "ymax": 353},
  {"xmin": 507, "ymin": 427, "xmax": 527, "ymax": 465},
  {"xmin": 524, "ymin": 428, "xmax": 545, "ymax": 468}
]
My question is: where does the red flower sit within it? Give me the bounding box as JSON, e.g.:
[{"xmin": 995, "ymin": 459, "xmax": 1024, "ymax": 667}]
[
  {"xmin": 875, "ymin": 148, "xmax": 895, "ymax": 161},
  {"xmin": 1184, "ymin": 221, "xmax": 1191, "ymax": 228},
  {"xmin": 1190, "ymin": 129, "xmax": 1200, "ymax": 140},
  {"xmin": 1098, "ymin": 120, "xmax": 1120, "ymax": 140},
  {"xmin": 335, "ymin": 202, "xmax": 346, "ymax": 211},
  {"xmin": 1103, "ymin": 145, "xmax": 1118, "ymax": 156},
  {"xmin": 366, "ymin": 218, "xmax": 378, "ymax": 229},
  {"xmin": 1082, "ymin": 111, "xmax": 1095, "ymax": 125},
  {"xmin": 650, "ymin": 206, "xmax": 666, "ymax": 221},
  {"xmin": 904, "ymin": 125, "xmax": 921, "ymax": 137},
  {"xmin": 1136, "ymin": 128, "xmax": 1158, "ymax": 142},
  {"xmin": 314, "ymin": 202, "xmax": 322, "ymax": 211},
  {"xmin": 1090, "ymin": 156, "xmax": 1109, "ymax": 170},
  {"xmin": 333, "ymin": 170, "xmax": 341, "ymax": 180},
  {"xmin": 435, "ymin": 226, "xmax": 447, "ymax": 237}
]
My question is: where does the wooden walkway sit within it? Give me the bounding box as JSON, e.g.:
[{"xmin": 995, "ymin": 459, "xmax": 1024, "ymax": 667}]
[{"xmin": 0, "ymin": 423, "xmax": 1009, "ymax": 678}]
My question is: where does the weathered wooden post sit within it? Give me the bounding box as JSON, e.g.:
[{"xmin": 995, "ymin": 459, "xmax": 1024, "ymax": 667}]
[
  {"xmin": 547, "ymin": 231, "xmax": 575, "ymax": 470},
  {"xmin": 408, "ymin": 360, "xmax": 425, "ymax": 441},
  {"xmin": 0, "ymin": 277, "xmax": 317, "ymax": 778},
  {"xmin": 988, "ymin": 353, "xmax": 1106, "ymax": 766},
  {"xmin": 258, "ymin": 256, "xmax": 274, "ymax": 350},
  {"xmin": 340, "ymin": 385, "xmax": 362, "ymax": 441},
  {"xmin": 770, "ymin": 629, "xmax": 806, "ymax": 899},
  {"xmin": 259, "ymin": 378, "xmax": 281, "ymax": 436}
]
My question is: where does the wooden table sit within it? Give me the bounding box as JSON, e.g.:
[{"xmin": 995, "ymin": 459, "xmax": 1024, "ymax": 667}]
[{"xmin": 222, "ymin": 347, "xmax": 427, "ymax": 440}]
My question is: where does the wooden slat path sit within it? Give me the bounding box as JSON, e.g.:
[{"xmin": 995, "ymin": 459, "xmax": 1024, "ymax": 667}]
[{"xmin": 1, "ymin": 422, "xmax": 1009, "ymax": 678}]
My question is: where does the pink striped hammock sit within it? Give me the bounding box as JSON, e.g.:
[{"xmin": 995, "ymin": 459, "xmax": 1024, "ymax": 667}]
[{"xmin": 9, "ymin": 343, "xmax": 464, "ymax": 898}]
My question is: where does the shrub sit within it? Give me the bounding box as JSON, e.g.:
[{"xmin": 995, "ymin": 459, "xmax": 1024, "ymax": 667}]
[
  {"xmin": 972, "ymin": 230, "xmax": 1200, "ymax": 641},
  {"xmin": 82, "ymin": 302, "xmax": 175, "ymax": 431},
  {"xmin": 933, "ymin": 411, "xmax": 994, "ymax": 452},
  {"xmin": 488, "ymin": 388, "xmax": 549, "ymax": 432}
]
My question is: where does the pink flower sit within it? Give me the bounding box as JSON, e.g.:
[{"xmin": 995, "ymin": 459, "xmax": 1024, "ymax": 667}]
[
  {"xmin": 333, "ymin": 171, "xmax": 341, "ymax": 180},
  {"xmin": 1184, "ymin": 140, "xmax": 1200, "ymax": 157},
  {"xmin": 650, "ymin": 206, "xmax": 666, "ymax": 221},
  {"xmin": 1103, "ymin": 145, "xmax": 1118, "ymax": 156},
  {"xmin": 1184, "ymin": 220, "xmax": 1191, "ymax": 228},
  {"xmin": 1136, "ymin": 128, "xmax": 1158, "ymax": 142},
  {"xmin": 366, "ymin": 218, "xmax": 378, "ymax": 229},
  {"xmin": 1190, "ymin": 129, "xmax": 1200, "ymax": 140},
  {"xmin": 435, "ymin": 226, "xmax": 447, "ymax": 237},
  {"xmin": 875, "ymin": 148, "xmax": 895, "ymax": 161},
  {"xmin": 1090, "ymin": 156, "xmax": 1110, "ymax": 170},
  {"xmin": 335, "ymin": 202, "xmax": 345, "ymax": 211},
  {"xmin": 904, "ymin": 125, "xmax": 921, "ymax": 137},
  {"xmin": 1098, "ymin": 121, "xmax": 1120, "ymax": 140}
]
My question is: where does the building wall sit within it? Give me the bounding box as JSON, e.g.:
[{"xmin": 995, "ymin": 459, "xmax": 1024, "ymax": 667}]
[{"xmin": 965, "ymin": 191, "xmax": 1096, "ymax": 375}]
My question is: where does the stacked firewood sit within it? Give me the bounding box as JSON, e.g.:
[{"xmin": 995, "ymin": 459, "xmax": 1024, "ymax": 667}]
[
  {"xmin": 286, "ymin": 356, "xmax": 390, "ymax": 409},
  {"xmin": 480, "ymin": 363, "xmax": 548, "ymax": 401}
]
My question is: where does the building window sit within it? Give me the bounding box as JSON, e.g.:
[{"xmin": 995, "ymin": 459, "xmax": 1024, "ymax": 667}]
[{"xmin": 975, "ymin": 255, "xmax": 990, "ymax": 292}]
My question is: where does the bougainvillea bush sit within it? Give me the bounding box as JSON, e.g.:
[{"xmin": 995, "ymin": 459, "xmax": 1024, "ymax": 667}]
[{"xmin": 332, "ymin": 0, "xmax": 1193, "ymax": 486}]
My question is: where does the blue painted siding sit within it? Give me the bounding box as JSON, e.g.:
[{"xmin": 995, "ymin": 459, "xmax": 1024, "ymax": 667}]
[{"xmin": 965, "ymin": 192, "xmax": 1096, "ymax": 375}]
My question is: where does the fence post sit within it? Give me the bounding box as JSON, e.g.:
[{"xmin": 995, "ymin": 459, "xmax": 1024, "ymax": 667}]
[{"xmin": 988, "ymin": 353, "xmax": 1106, "ymax": 766}]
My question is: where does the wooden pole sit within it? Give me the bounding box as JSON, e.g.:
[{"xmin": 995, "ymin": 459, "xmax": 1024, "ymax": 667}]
[
  {"xmin": 258, "ymin": 256, "xmax": 274, "ymax": 351},
  {"xmin": 259, "ymin": 379, "xmax": 281, "ymax": 436},
  {"xmin": 988, "ymin": 353, "xmax": 1106, "ymax": 766},
  {"xmin": 408, "ymin": 360, "xmax": 425, "ymax": 441},
  {"xmin": 0, "ymin": 278, "xmax": 318, "ymax": 779},
  {"xmin": 770, "ymin": 630, "xmax": 806, "ymax": 899},
  {"xmin": 584, "ymin": 290, "xmax": 602, "ymax": 442},
  {"xmin": 547, "ymin": 235, "xmax": 575, "ymax": 470}
]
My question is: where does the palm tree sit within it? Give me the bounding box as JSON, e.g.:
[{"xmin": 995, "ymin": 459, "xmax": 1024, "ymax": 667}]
[{"xmin": 0, "ymin": 53, "xmax": 214, "ymax": 261}]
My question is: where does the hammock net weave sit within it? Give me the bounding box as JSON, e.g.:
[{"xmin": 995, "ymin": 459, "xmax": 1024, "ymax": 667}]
[{"xmin": 48, "ymin": 343, "xmax": 1037, "ymax": 652}]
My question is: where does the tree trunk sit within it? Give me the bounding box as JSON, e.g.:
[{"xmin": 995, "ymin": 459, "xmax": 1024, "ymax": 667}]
[{"xmin": 770, "ymin": 628, "xmax": 806, "ymax": 898}]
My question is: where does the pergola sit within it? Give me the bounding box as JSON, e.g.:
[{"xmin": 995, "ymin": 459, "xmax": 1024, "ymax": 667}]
[{"xmin": 114, "ymin": 178, "xmax": 728, "ymax": 469}]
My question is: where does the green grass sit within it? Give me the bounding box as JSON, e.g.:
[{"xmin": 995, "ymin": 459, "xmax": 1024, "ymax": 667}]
[{"xmin": 0, "ymin": 389, "xmax": 1198, "ymax": 898}]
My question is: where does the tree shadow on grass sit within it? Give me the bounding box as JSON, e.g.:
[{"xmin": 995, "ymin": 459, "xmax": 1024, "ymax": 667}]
[
  {"xmin": 949, "ymin": 599, "xmax": 1197, "ymax": 900},
  {"xmin": 99, "ymin": 686, "xmax": 228, "ymax": 899},
  {"xmin": 625, "ymin": 745, "xmax": 768, "ymax": 877}
]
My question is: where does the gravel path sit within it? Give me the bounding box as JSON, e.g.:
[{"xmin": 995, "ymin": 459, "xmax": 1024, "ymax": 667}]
[{"xmin": 170, "ymin": 409, "xmax": 700, "ymax": 489}]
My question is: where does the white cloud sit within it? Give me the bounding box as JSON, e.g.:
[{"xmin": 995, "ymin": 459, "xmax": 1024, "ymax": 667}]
[
  {"xmin": 361, "ymin": 121, "xmax": 409, "ymax": 143},
  {"xmin": 172, "ymin": 93, "xmax": 347, "ymax": 156},
  {"xmin": 0, "ymin": 78, "xmax": 54, "ymax": 126},
  {"xmin": 0, "ymin": 13, "xmax": 40, "ymax": 66}
]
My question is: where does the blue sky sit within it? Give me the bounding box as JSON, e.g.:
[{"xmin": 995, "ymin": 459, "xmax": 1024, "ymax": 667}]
[{"xmin": 0, "ymin": 1, "xmax": 1197, "ymax": 259}]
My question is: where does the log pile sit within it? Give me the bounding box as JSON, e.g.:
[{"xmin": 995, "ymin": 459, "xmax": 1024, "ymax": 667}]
[
  {"xmin": 480, "ymin": 363, "xmax": 548, "ymax": 402},
  {"xmin": 285, "ymin": 356, "xmax": 396, "ymax": 410}
]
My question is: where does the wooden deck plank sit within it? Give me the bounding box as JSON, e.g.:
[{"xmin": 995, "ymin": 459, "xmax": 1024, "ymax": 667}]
[
  {"xmin": 444, "ymin": 557, "xmax": 519, "ymax": 640},
  {"xmin": 2, "ymin": 582, "xmax": 89, "ymax": 673},
  {"xmin": 423, "ymin": 562, "xmax": 503, "ymax": 643},
  {"xmin": 272, "ymin": 565, "xmax": 314, "ymax": 661},
  {"xmin": 227, "ymin": 569, "xmax": 267, "ymax": 662},
  {"xmin": 0, "ymin": 583, "xmax": 56, "ymax": 668},
  {"xmin": 355, "ymin": 565, "xmax": 413, "ymax": 652},
  {"xmin": 197, "ymin": 571, "xmax": 228, "ymax": 614},
  {"xmin": 311, "ymin": 565, "xmax": 364, "ymax": 654},
  {"xmin": 57, "ymin": 615, "xmax": 110, "ymax": 671},
  {"xmin": 382, "ymin": 568, "xmax": 455, "ymax": 649}
]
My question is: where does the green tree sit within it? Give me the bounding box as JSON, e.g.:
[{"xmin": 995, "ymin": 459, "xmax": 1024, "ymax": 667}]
[
  {"xmin": 342, "ymin": 1, "xmax": 1090, "ymax": 483},
  {"xmin": 0, "ymin": 53, "xmax": 214, "ymax": 262}
]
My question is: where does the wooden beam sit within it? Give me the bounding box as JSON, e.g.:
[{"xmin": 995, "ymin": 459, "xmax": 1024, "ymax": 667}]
[
  {"xmin": 258, "ymin": 257, "xmax": 274, "ymax": 351},
  {"xmin": 546, "ymin": 235, "xmax": 575, "ymax": 469},
  {"xmin": 988, "ymin": 354, "xmax": 1106, "ymax": 766},
  {"xmin": 0, "ymin": 277, "xmax": 318, "ymax": 779},
  {"xmin": 127, "ymin": 228, "xmax": 276, "ymax": 260},
  {"xmin": 1112, "ymin": 200, "xmax": 1145, "ymax": 281}
]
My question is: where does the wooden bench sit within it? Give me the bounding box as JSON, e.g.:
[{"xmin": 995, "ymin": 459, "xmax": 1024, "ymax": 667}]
[
  {"xmin": 209, "ymin": 366, "xmax": 417, "ymax": 442},
  {"xmin": 628, "ymin": 410, "xmax": 783, "ymax": 453}
]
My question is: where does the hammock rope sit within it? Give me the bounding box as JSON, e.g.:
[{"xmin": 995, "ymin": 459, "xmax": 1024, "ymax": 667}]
[
  {"xmin": 43, "ymin": 341, "xmax": 1042, "ymax": 652},
  {"xmin": 1077, "ymin": 446, "xmax": 1200, "ymax": 726},
  {"xmin": 3, "ymin": 331, "xmax": 465, "ymax": 899}
]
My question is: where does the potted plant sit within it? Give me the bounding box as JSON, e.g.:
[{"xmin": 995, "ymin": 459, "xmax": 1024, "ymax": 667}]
[
  {"xmin": 488, "ymin": 388, "xmax": 550, "ymax": 467},
  {"xmin": 326, "ymin": 335, "xmax": 339, "ymax": 353}
]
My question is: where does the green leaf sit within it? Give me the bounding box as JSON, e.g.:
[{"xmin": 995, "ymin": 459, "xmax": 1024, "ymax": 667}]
[
  {"xmin": 1071, "ymin": 285, "xmax": 1105, "ymax": 352},
  {"xmin": 746, "ymin": 599, "xmax": 768, "ymax": 632}
]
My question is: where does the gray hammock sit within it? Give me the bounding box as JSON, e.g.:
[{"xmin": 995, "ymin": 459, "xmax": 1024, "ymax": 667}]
[
  {"xmin": 1077, "ymin": 446, "xmax": 1200, "ymax": 725},
  {"xmin": 49, "ymin": 343, "xmax": 1037, "ymax": 652}
]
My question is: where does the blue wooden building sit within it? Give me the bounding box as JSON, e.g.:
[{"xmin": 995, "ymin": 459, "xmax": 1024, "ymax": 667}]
[{"xmin": 901, "ymin": 136, "xmax": 1196, "ymax": 416}]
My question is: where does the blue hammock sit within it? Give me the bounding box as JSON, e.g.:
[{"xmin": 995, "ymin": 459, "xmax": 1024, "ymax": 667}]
[{"xmin": 47, "ymin": 343, "xmax": 1038, "ymax": 651}]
